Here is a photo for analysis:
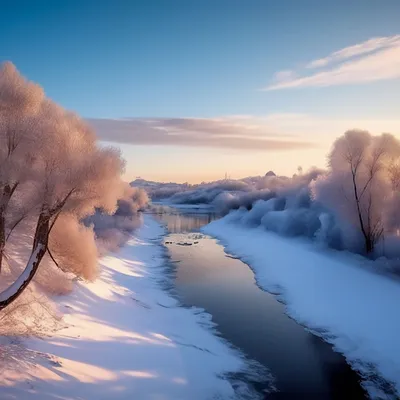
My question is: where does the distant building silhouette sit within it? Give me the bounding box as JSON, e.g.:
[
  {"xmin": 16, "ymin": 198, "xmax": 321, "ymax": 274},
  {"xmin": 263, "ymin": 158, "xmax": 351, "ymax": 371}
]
[{"xmin": 265, "ymin": 171, "xmax": 276, "ymax": 177}]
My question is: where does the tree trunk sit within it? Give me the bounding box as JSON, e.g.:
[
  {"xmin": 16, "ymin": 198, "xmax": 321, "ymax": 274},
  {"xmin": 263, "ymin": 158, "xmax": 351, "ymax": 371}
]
[
  {"xmin": 365, "ymin": 235, "xmax": 374, "ymax": 254},
  {"xmin": 0, "ymin": 184, "xmax": 18, "ymax": 273},
  {"xmin": 0, "ymin": 213, "xmax": 50, "ymax": 311},
  {"xmin": 33, "ymin": 213, "xmax": 50, "ymax": 249},
  {"xmin": 0, "ymin": 212, "xmax": 4, "ymax": 273}
]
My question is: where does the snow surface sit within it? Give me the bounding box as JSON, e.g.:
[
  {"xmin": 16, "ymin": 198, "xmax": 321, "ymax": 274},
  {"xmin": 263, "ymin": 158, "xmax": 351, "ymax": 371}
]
[
  {"xmin": 0, "ymin": 215, "xmax": 268, "ymax": 400},
  {"xmin": 203, "ymin": 215, "xmax": 400, "ymax": 399}
]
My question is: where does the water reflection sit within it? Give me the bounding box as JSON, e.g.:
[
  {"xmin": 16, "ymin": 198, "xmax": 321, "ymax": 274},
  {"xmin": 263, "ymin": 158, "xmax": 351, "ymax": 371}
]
[{"xmin": 151, "ymin": 207, "xmax": 217, "ymax": 233}]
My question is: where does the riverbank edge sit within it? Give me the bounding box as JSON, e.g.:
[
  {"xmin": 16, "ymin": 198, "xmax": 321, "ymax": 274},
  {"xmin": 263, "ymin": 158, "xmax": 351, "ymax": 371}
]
[{"xmin": 203, "ymin": 218, "xmax": 400, "ymax": 400}]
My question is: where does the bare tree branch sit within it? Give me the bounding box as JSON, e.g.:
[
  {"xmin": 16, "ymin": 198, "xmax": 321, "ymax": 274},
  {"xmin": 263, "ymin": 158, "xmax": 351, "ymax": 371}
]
[{"xmin": 47, "ymin": 247, "xmax": 61, "ymax": 270}]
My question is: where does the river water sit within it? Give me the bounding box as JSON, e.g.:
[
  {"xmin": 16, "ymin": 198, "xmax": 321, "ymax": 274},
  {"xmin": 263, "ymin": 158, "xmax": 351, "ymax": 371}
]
[{"xmin": 153, "ymin": 206, "xmax": 367, "ymax": 399}]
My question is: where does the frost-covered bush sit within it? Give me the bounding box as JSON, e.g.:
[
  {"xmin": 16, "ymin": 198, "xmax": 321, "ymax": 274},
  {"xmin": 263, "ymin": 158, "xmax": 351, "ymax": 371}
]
[
  {"xmin": 131, "ymin": 179, "xmax": 192, "ymax": 201},
  {"xmin": 241, "ymin": 199, "xmax": 278, "ymax": 226},
  {"xmin": 165, "ymin": 179, "xmax": 252, "ymax": 206},
  {"xmin": 260, "ymin": 208, "xmax": 321, "ymax": 238}
]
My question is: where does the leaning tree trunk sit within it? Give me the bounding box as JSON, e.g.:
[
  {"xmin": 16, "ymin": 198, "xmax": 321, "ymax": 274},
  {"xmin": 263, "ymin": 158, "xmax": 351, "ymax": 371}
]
[{"xmin": 0, "ymin": 213, "xmax": 50, "ymax": 311}]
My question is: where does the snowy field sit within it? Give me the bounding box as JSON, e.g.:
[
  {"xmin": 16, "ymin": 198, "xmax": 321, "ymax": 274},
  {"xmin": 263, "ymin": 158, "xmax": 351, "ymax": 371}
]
[
  {"xmin": 0, "ymin": 215, "xmax": 269, "ymax": 400},
  {"xmin": 203, "ymin": 214, "xmax": 400, "ymax": 399}
]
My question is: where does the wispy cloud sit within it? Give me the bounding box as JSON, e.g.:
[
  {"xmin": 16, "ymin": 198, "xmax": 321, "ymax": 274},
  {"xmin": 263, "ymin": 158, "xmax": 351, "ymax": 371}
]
[
  {"xmin": 265, "ymin": 35, "xmax": 400, "ymax": 90},
  {"xmin": 306, "ymin": 35, "xmax": 400, "ymax": 69},
  {"xmin": 89, "ymin": 114, "xmax": 400, "ymax": 151},
  {"xmin": 253, "ymin": 113, "xmax": 400, "ymax": 138},
  {"xmin": 88, "ymin": 117, "xmax": 313, "ymax": 151}
]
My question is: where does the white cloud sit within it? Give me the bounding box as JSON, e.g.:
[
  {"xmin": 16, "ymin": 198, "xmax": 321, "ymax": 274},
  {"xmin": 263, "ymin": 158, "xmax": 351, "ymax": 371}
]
[
  {"xmin": 272, "ymin": 69, "xmax": 297, "ymax": 82},
  {"xmin": 265, "ymin": 35, "xmax": 400, "ymax": 90}
]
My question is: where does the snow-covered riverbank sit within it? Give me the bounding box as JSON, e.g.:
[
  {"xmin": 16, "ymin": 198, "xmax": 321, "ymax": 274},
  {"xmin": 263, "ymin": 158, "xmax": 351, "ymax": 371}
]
[
  {"xmin": 203, "ymin": 215, "xmax": 400, "ymax": 399},
  {"xmin": 0, "ymin": 215, "xmax": 267, "ymax": 400}
]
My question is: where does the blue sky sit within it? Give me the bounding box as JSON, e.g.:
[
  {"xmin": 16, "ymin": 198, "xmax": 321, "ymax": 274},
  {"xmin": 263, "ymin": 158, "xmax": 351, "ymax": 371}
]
[{"xmin": 2, "ymin": 0, "xmax": 400, "ymax": 182}]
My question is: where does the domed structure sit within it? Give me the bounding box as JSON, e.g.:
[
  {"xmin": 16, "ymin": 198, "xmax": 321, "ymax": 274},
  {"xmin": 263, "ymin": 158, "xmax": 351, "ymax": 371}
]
[{"xmin": 265, "ymin": 171, "xmax": 276, "ymax": 177}]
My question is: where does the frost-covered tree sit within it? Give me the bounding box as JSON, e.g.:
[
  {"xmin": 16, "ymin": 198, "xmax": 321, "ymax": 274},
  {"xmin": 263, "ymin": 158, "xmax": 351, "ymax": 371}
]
[
  {"xmin": 0, "ymin": 62, "xmax": 125, "ymax": 310},
  {"xmin": 313, "ymin": 130, "xmax": 400, "ymax": 254},
  {"xmin": 0, "ymin": 62, "xmax": 45, "ymax": 271}
]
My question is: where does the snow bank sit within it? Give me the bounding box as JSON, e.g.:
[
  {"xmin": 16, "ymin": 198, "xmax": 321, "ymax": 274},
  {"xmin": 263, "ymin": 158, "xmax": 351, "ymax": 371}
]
[
  {"xmin": 203, "ymin": 217, "xmax": 400, "ymax": 399},
  {"xmin": 0, "ymin": 215, "xmax": 267, "ymax": 399}
]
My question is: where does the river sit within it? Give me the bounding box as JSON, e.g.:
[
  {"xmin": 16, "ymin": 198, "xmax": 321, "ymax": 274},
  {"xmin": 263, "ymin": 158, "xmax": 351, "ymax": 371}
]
[{"xmin": 152, "ymin": 205, "xmax": 367, "ymax": 399}]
